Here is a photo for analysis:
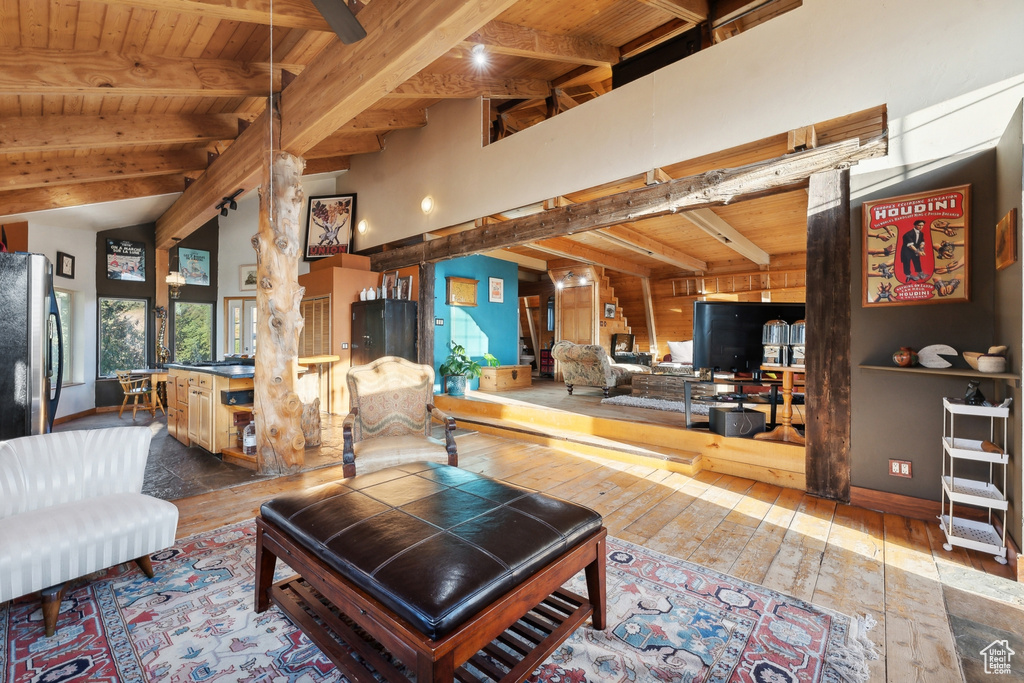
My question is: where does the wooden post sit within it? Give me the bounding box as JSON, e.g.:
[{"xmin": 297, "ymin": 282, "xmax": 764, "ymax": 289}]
[
  {"xmin": 805, "ymin": 168, "xmax": 851, "ymax": 501},
  {"xmin": 418, "ymin": 261, "xmax": 435, "ymax": 367},
  {"xmin": 252, "ymin": 145, "xmax": 307, "ymax": 474}
]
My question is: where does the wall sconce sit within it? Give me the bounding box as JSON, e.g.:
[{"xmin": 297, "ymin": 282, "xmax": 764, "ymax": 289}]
[
  {"xmin": 357, "ymin": 219, "xmax": 368, "ymax": 234},
  {"xmin": 421, "ymin": 196, "xmax": 434, "ymax": 214}
]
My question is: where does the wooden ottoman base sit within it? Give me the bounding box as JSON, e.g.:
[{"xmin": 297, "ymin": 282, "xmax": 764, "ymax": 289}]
[{"xmin": 254, "ymin": 517, "xmax": 607, "ymax": 683}]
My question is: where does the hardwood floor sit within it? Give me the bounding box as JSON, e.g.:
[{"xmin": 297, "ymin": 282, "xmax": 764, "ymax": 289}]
[{"xmin": 171, "ymin": 431, "xmax": 1024, "ymax": 682}]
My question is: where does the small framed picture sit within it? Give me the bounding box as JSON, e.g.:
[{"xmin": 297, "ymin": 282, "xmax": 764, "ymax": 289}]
[
  {"xmin": 179, "ymin": 248, "xmax": 210, "ymax": 286},
  {"xmin": 240, "ymin": 264, "xmax": 257, "ymax": 291},
  {"xmin": 56, "ymin": 251, "xmax": 75, "ymax": 279},
  {"xmin": 305, "ymin": 193, "xmax": 355, "ymax": 261},
  {"xmin": 381, "ymin": 271, "xmax": 397, "ymax": 298},
  {"xmin": 399, "ymin": 275, "xmax": 414, "ymax": 300},
  {"xmin": 488, "ymin": 277, "xmax": 504, "ymax": 303},
  {"xmin": 106, "ymin": 239, "xmax": 145, "ymax": 281},
  {"xmin": 604, "ymin": 302, "xmax": 616, "ymax": 318}
]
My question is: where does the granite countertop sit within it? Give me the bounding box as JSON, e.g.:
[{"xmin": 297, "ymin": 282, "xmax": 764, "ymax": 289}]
[{"xmin": 165, "ymin": 363, "xmax": 255, "ymax": 378}]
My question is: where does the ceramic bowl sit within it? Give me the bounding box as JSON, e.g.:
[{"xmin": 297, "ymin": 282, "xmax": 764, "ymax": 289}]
[
  {"xmin": 977, "ymin": 354, "xmax": 1007, "ymax": 373},
  {"xmin": 963, "ymin": 351, "xmax": 982, "ymax": 370}
]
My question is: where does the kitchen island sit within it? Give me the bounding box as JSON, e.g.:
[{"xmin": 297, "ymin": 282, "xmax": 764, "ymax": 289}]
[{"xmin": 166, "ymin": 362, "xmax": 254, "ymax": 465}]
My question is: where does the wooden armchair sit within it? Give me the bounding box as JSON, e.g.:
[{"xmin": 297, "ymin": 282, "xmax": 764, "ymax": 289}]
[
  {"xmin": 116, "ymin": 370, "xmax": 156, "ymax": 419},
  {"xmin": 342, "ymin": 356, "xmax": 458, "ymax": 477}
]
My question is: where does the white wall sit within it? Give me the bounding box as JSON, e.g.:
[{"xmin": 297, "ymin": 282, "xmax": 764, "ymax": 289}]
[
  {"xmin": 215, "ymin": 174, "xmax": 341, "ymax": 357},
  {"xmin": 27, "ymin": 224, "xmax": 98, "ymax": 418},
  {"xmin": 340, "ymin": 0, "xmax": 1024, "ymax": 248}
]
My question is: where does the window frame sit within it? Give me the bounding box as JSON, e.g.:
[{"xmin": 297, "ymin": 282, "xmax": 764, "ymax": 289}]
[
  {"xmin": 52, "ymin": 288, "xmax": 74, "ymax": 385},
  {"xmin": 97, "ymin": 296, "xmax": 149, "ymax": 378}
]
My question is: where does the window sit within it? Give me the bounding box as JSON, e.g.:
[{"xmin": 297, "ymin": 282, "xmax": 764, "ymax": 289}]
[
  {"xmin": 98, "ymin": 297, "xmax": 148, "ymax": 377},
  {"xmin": 225, "ymin": 298, "xmax": 258, "ymax": 355},
  {"xmin": 52, "ymin": 289, "xmax": 73, "ymax": 384},
  {"xmin": 174, "ymin": 301, "xmax": 213, "ymax": 364}
]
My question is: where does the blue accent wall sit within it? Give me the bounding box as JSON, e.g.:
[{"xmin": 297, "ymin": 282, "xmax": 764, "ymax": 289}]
[{"xmin": 433, "ymin": 255, "xmax": 519, "ymax": 391}]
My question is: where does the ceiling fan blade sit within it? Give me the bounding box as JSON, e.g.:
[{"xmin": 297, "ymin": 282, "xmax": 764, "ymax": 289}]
[{"xmin": 309, "ymin": 0, "xmax": 367, "ymax": 44}]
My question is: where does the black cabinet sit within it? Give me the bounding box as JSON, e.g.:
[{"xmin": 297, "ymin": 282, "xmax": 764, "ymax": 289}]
[{"xmin": 351, "ymin": 300, "xmax": 417, "ymax": 366}]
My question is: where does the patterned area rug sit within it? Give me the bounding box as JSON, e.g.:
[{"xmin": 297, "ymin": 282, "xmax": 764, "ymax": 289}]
[{"xmin": 0, "ymin": 521, "xmax": 875, "ymax": 682}]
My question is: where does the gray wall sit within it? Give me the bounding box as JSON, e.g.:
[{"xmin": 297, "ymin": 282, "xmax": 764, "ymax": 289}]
[
  {"xmin": 994, "ymin": 101, "xmax": 1023, "ymax": 546},
  {"xmin": 851, "ymin": 152, "xmax": 998, "ymax": 503}
]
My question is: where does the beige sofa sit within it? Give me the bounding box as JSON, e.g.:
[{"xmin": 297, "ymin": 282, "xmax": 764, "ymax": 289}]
[
  {"xmin": 0, "ymin": 427, "xmax": 179, "ymax": 636},
  {"xmin": 551, "ymin": 340, "xmax": 651, "ymax": 398}
]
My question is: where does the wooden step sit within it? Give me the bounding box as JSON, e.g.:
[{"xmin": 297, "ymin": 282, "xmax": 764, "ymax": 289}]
[
  {"xmin": 452, "ymin": 413, "xmax": 703, "ymax": 476},
  {"xmin": 222, "ymin": 446, "xmax": 258, "ymax": 470}
]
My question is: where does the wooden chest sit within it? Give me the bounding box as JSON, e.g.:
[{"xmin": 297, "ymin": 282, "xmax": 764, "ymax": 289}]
[{"xmin": 478, "ymin": 364, "xmax": 532, "ymax": 392}]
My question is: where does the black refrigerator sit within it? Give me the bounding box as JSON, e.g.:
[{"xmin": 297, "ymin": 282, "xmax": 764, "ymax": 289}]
[
  {"xmin": 0, "ymin": 252, "xmax": 64, "ymax": 439},
  {"xmin": 350, "ymin": 299, "xmax": 417, "ymax": 366}
]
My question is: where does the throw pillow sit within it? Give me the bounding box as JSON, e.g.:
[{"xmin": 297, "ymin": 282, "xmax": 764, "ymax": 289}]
[{"xmin": 666, "ymin": 340, "xmax": 693, "ymax": 364}]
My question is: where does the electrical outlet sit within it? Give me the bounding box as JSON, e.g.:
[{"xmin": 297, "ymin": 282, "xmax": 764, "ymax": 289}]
[
  {"xmin": 435, "ymin": 318, "xmax": 444, "ymax": 326},
  {"xmin": 341, "ymin": 342, "xmax": 349, "ymax": 349},
  {"xmin": 889, "ymin": 459, "xmax": 912, "ymax": 478}
]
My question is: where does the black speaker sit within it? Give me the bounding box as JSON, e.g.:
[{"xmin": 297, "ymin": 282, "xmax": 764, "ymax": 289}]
[{"xmin": 709, "ymin": 407, "xmax": 765, "ymax": 438}]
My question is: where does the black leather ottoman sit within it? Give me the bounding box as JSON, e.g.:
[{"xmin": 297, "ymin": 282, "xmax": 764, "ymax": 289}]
[{"xmin": 254, "ymin": 461, "xmax": 606, "ymax": 683}]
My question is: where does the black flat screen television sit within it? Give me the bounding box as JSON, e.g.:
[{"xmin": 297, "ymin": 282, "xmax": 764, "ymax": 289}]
[{"xmin": 692, "ymin": 301, "xmax": 805, "ymax": 373}]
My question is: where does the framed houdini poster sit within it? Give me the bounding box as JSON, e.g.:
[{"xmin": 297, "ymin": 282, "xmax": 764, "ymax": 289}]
[{"xmin": 862, "ymin": 184, "xmax": 970, "ymax": 307}]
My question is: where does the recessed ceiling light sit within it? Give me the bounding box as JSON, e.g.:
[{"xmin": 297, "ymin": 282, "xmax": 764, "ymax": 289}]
[{"xmin": 471, "ymin": 43, "xmax": 487, "ymax": 67}]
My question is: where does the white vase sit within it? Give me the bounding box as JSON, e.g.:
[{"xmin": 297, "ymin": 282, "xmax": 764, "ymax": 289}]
[
  {"xmin": 359, "ymin": 288, "xmax": 367, "ymax": 301},
  {"xmin": 367, "ymin": 287, "xmax": 376, "ymax": 300}
]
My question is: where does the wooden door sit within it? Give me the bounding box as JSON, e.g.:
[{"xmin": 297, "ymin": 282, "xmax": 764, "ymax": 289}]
[{"xmin": 559, "ymin": 285, "xmax": 594, "ymax": 344}]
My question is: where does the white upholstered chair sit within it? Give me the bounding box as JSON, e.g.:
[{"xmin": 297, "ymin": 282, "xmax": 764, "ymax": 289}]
[{"xmin": 0, "ymin": 426, "xmax": 179, "ymax": 636}]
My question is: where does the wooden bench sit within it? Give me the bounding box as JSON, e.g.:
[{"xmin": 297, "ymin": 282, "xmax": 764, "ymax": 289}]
[{"xmin": 254, "ymin": 462, "xmax": 606, "ymax": 682}]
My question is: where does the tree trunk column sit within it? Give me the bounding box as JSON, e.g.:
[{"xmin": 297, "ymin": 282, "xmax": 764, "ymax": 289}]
[{"xmin": 253, "ymin": 149, "xmax": 306, "ymax": 474}]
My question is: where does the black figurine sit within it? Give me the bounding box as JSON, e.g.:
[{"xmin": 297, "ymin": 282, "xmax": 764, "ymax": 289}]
[{"xmin": 964, "ymin": 380, "xmax": 986, "ymax": 406}]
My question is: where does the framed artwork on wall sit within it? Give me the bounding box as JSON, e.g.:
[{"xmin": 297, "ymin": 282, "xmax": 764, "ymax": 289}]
[
  {"xmin": 995, "ymin": 208, "xmax": 1017, "ymax": 271},
  {"xmin": 56, "ymin": 251, "xmax": 75, "ymax": 279},
  {"xmin": 106, "ymin": 239, "xmax": 145, "ymax": 281},
  {"xmin": 446, "ymin": 276, "xmax": 478, "ymax": 307},
  {"xmin": 179, "ymin": 248, "xmax": 210, "ymax": 286},
  {"xmin": 488, "ymin": 277, "xmax": 504, "ymax": 303},
  {"xmin": 240, "ymin": 264, "xmax": 257, "ymax": 291},
  {"xmin": 305, "ymin": 193, "xmax": 355, "ymax": 260},
  {"xmin": 862, "ymin": 184, "xmax": 970, "ymax": 307},
  {"xmin": 604, "ymin": 302, "xmax": 616, "ymax": 318}
]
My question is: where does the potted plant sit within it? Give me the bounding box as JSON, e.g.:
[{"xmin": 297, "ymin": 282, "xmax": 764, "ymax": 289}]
[{"xmin": 439, "ymin": 342, "xmax": 498, "ymax": 396}]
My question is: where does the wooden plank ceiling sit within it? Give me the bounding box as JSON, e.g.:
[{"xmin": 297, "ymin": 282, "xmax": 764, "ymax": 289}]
[{"xmin": 0, "ymin": 0, "xmax": 848, "ymax": 288}]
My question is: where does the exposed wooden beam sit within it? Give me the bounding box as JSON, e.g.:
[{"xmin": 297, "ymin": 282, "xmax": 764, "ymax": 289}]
[
  {"xmin": 0, "ymin": 49, "xmax": 298, "ymax": 97},
  {"xmin": 0, "ymin": 176, "xmax": 183, "ymax": 217},
  {"xmin": 337, "ymin": 109, "xmax": 428, "ymax": 134},
  {"xmin": 640, "ymin": 277, "xmax": 658, "ymax": 355},
  {"xmin": 304, "ymin": 134, "xmax": 383, "ymax": 159},
  {"xmin": 0, "ymin": 114, "xmax": 241, "ymax": 153},
  {"xmin": 302, "ymin": 156, "xmax": 352, "ymax": 175},
  {"xmin": 595, "ymin": 224, "xmax": 707, "ymax": 271},
  {"xmin": 279, "ymin": 0, "xmax": 521, "ymax": 155},
  {"xmin": 636, "ymin": 0, "xmax": 708, "ymax": 23},
  {"xmin": 0, "ymin": 150, "xmax": 208, "ymax": 191},
  {"xmin": 483, "ymin": 249, "xmax": 548, "ymax": 271},
  {"xmin": 712, "ymin": 0, "xmax": 771, "ymax": 27},
  {"xmin": 385, "ymin": 73, "xmax": 550, "ymax": 100},
  {"xmin": 551, "ymin": 65, "xmax": 613, "ymax": 90},
  {"xmin": 530, "ymin": 237, "xmax": 651, "ymax": 278},
  {"xmin": 553, "ymin": 89, "xmax": 579, "ymax": 113},
  {"xmin": 646, "ymin": 167, "xmax": 673, "ymax": 185},
  {"xmin": 370, "ymin": 135, "xmax": 886, "ymax": 271},
  {"xmin": 463, "ymin": 20, "xmax": 620, "ymax": 66},
  {"xmin": 85, "ymin": 0, "xmax": 330, "ymax": 31},
  {"xmin": 158, "ymin": 0, "xmax": 519, "ymax": 246},
  {"xmin": 619, "ymin": 19, "xmax": 696, "ymax": 59},
  {"xmin": 682, "ymin": 208, "xmax": 771, "ymax": 265}
]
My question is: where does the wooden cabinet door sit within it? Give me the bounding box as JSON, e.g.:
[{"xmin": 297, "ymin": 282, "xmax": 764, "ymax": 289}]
[{"xmin": 197, "ymin": 388, "xmax": 213, "ymax": 450}]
